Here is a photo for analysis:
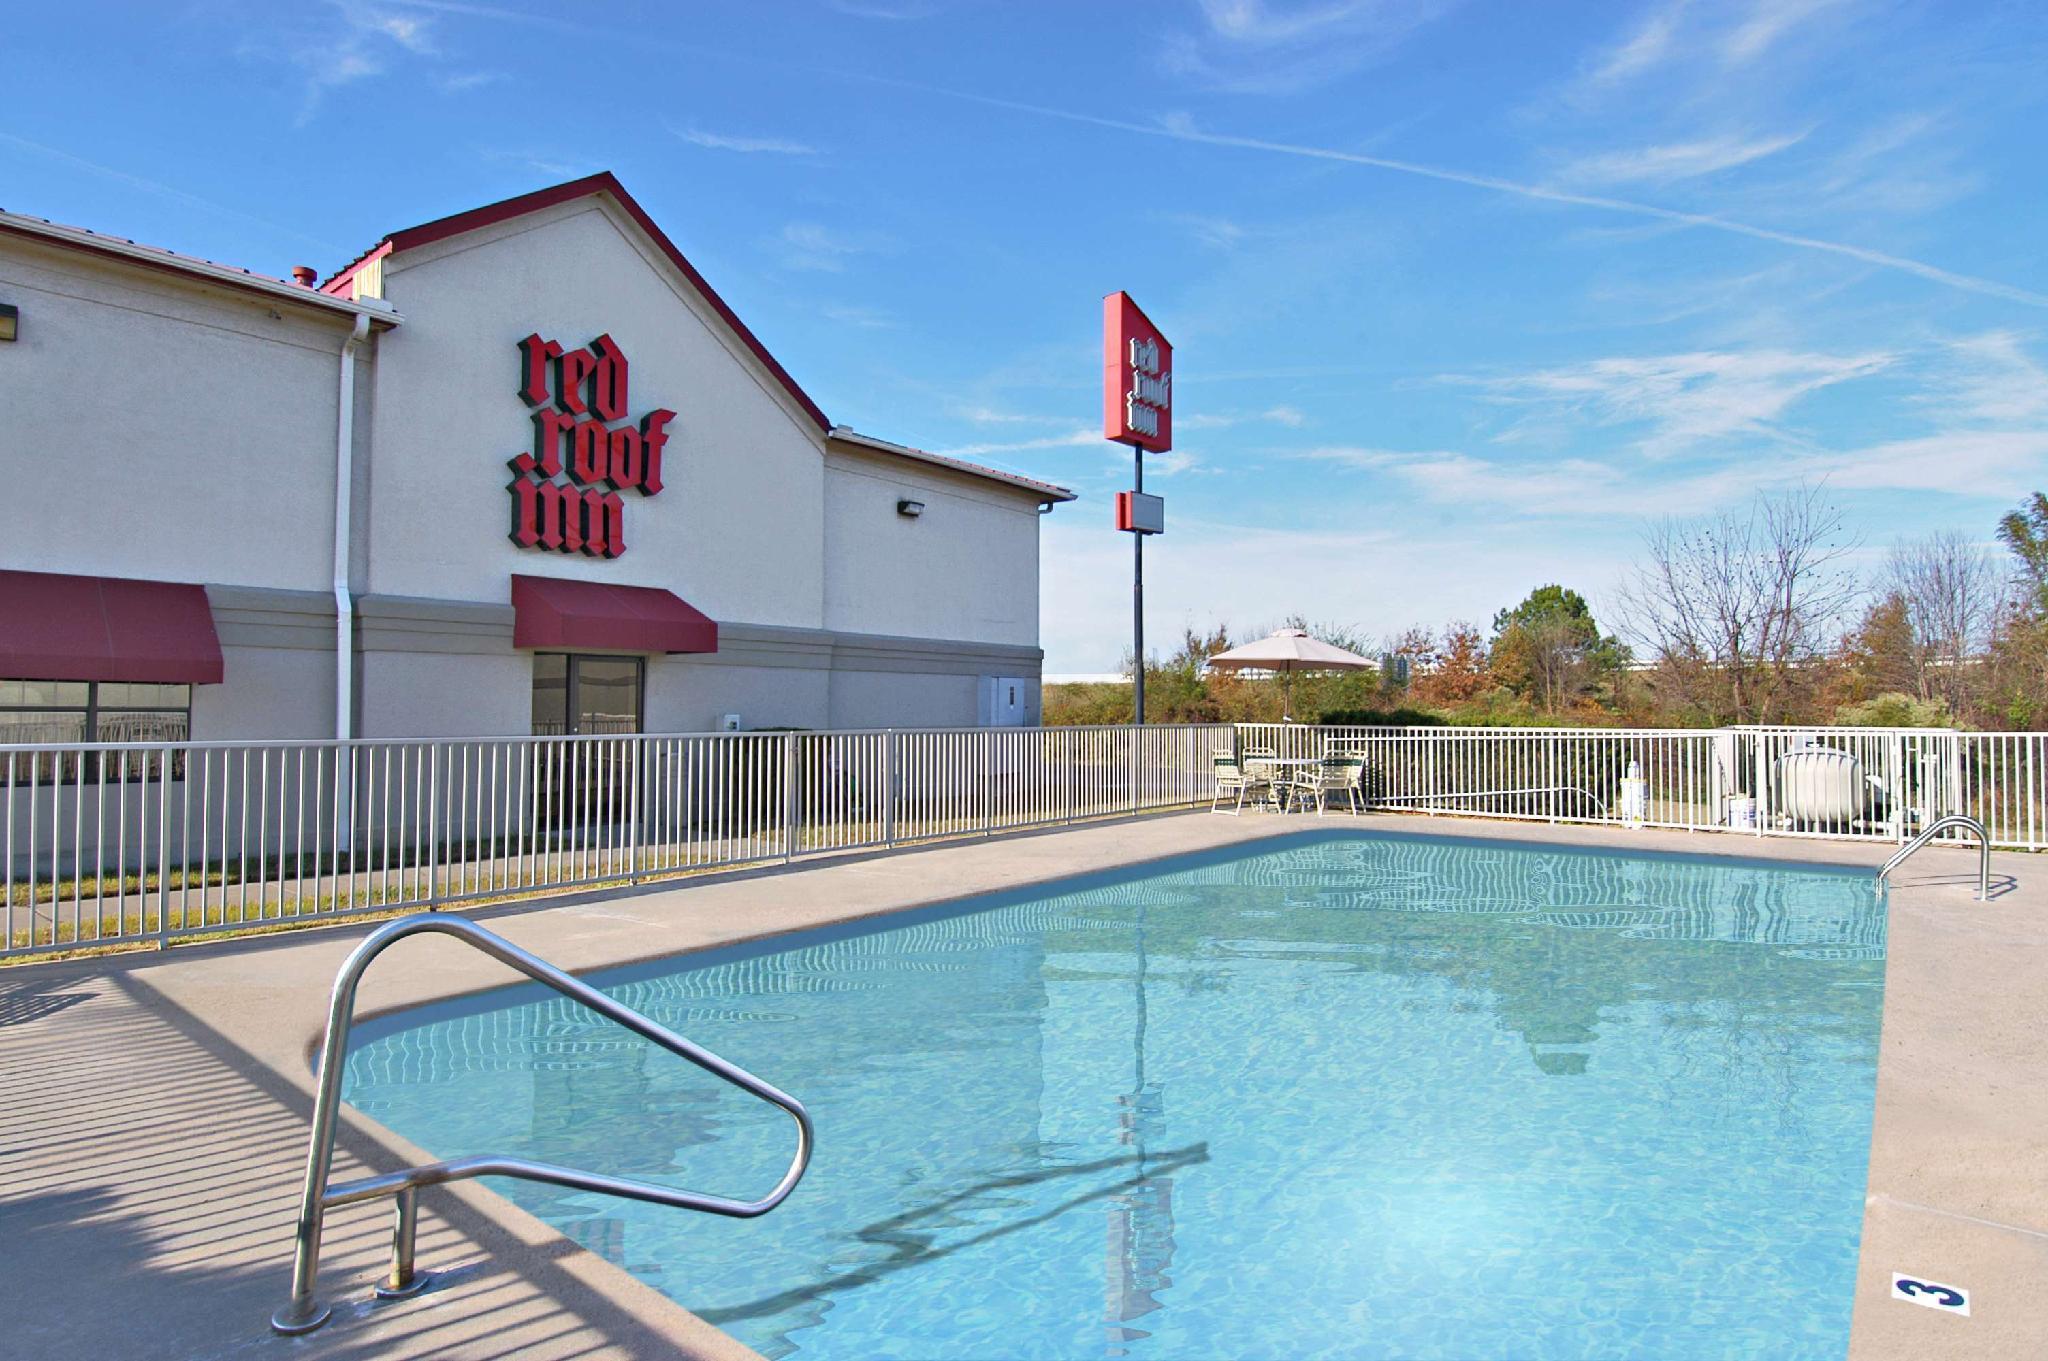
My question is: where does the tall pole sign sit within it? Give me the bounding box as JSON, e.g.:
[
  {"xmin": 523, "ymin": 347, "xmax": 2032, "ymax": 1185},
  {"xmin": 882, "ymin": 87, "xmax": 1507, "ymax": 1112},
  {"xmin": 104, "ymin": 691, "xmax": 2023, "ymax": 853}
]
[{"xmin": 1103, "ymin": 292, "xmax": 1171, "ymax": 726}]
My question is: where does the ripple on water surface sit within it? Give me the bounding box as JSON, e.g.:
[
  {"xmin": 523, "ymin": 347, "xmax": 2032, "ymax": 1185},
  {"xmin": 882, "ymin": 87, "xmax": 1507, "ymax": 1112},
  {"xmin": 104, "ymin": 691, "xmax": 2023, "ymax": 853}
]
[{"xmin": 345, "ymin": 831, "xmax": 1885, "ymax": 1361}]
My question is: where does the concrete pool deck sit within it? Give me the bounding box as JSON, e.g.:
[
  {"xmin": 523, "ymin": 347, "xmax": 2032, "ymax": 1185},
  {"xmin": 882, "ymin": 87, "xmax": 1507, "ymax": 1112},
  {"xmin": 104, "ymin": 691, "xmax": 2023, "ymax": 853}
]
[{"xmin": 0, "ymin": 810, "xmax": 2035, "ymax": 1359}]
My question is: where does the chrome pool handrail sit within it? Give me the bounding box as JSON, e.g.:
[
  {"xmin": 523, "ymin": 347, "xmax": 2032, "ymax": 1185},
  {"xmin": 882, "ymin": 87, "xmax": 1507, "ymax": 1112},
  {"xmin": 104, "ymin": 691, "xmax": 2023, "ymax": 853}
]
[
  {"xmin": 270, "ymin": 913, "xmax": 814, "ymax": 1336},
  {"xmin": 1877, "ymin": 814, "xmax": 1990, "ymax": 901}
]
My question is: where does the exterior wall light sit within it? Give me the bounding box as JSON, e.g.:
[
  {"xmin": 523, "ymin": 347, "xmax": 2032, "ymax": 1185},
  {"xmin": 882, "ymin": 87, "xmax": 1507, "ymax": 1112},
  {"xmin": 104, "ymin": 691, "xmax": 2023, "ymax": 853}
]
[
  {"xmin": 896, "ymin": 499, "xmax": 924, "ymax": 518},
  {"xmin": 0, "ymin": 303, "xmax": 17, "ymax": 342}
]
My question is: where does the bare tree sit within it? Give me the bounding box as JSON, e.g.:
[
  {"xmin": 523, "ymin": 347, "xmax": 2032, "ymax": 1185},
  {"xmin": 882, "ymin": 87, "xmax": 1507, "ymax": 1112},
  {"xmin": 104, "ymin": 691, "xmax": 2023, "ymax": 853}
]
[
  {"xmin": 1618, "ymin": 485, "xmax": 1860, "ymax": 723},
  {"xmin": 1883, "ymin": 530, "xmax": 2004, "ymax": 716}
]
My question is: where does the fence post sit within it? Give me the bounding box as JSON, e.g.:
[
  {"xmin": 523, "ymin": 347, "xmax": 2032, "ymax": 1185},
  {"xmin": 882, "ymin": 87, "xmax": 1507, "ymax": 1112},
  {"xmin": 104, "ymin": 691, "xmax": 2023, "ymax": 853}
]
[
  {"xmin": 155, "ymin": 745, "xmax": 172, "ymax": 949},
  {"xmin": 424, "ymin": 744, "xmax": 440, "ymax": 907},
  {"xmin": 782, "ymin": 733, "xmax": 797, "ymax": 862},
  {"xmin": 1947, "ymin": 733, "xmax": 1964, "ymax": 830},
  {"xmin": 883, "ymin": 730, "xmax": 897, "ymax": 848},
  {"xmin": 627, "ymin": 736, "xmax": 643, "ymax": 883},
  {"xmin": 983, "ymin": 731, "xmax": 994, "ymax": 837},
  {"xmin": 1546, "ymin": 737, "xmax": 1558, "ymax": 824},
  {"xmin": 1752, "ymin": 731, "xmax": 1767, "ymax": 836},
  {"xmin": 1065, "ymin": 730, "xmax": 1077, "ymax": 823},
  {"xmin": 1890, "ymin": 733, "xmax": 1906, "ymax": 843}
]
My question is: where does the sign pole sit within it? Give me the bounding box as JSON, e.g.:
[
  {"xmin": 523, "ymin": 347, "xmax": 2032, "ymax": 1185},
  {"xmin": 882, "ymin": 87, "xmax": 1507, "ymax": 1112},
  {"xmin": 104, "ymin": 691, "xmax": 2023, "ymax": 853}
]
[
  {"xmin": 1132, "ymin": 442, "xmax": 1144, "ymax": 726},
  {"xmin": 1103, "ymin": 290, "xmax": 1169, "ymax": 732}
]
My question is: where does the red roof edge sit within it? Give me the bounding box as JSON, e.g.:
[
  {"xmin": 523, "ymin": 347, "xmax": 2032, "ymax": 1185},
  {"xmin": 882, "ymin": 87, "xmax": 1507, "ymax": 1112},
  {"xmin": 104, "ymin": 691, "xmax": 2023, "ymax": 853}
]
[
  {"xmin": 326, "ymin": 172, "xmax": 831, "ymax": 433},
  {"xmin": 321, "ymin": 240, "xmax": 390, "ymax": 298}
]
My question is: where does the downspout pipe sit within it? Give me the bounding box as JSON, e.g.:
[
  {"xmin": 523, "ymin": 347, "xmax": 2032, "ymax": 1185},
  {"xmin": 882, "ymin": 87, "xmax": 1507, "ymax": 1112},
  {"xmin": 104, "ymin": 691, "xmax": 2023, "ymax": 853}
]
[{"xmin": 333, "ymin": 313, "xmax": 370, "ymax": 741}]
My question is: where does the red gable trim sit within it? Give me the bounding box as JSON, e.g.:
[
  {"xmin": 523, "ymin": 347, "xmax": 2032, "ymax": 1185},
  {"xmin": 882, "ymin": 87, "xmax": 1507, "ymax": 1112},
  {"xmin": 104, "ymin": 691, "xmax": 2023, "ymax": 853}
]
[
  {"xmin": 320, "ymin": 241, "xmax": 389, "ymax": 299},
  {"xmin": 323, "ymin": 173, "xmax": 831, "ymax": 433}
]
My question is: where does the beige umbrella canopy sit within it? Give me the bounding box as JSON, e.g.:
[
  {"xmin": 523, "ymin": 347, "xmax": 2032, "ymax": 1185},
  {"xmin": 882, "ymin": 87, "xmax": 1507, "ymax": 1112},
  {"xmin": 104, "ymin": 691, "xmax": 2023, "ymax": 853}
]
[{"xmin": 1204, "ymin": 628, "xmax": 1377, "ymax": 721}]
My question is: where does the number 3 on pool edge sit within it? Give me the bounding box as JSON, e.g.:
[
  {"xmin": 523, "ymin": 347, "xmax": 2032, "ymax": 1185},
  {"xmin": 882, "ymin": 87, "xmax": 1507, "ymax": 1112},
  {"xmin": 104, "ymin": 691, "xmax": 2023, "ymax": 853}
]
[{"xmin": 1895, "ymin": 1278, "xmax": 1966, "ymax": 1309}]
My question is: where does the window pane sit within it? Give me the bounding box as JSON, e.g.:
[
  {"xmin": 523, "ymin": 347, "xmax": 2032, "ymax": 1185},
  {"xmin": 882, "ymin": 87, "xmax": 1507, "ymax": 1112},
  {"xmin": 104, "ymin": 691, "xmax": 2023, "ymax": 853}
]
[
  {"xmin": 573, "ymin": 657, "xmax": 641, "ymax": 735},
  {"xmin": 531, "ymin": 654, "xmax": 569, "ymax": 736},
  {"xmin": 0, "ymin": 679, "xmax": 89, "ymax": 707},
  {"xmin": 96, "ymin": 711, "xmax": 189, "ymax": 744},
  {"xmin": 99, "ymin": 682, "xmax": 191, "ymax": 709},
  {"xmin": 0, "ymin": 711, "xmax": 87, "ymax": 744}
]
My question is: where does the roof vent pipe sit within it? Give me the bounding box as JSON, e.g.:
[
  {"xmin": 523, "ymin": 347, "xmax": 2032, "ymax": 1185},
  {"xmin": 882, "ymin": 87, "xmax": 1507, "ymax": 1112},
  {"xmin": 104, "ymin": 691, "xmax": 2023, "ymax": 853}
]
[{"xmin": 292, "ymin": 265, "xmax": 318, "ymax": 287}]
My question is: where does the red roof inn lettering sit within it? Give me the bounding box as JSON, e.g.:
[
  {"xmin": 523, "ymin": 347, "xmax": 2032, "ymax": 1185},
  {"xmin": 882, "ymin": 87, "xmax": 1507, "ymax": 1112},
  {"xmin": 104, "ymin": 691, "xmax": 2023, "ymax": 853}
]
[{"xmin": 508, "ymin": 332, "xmax": 675, "ymax": 558}]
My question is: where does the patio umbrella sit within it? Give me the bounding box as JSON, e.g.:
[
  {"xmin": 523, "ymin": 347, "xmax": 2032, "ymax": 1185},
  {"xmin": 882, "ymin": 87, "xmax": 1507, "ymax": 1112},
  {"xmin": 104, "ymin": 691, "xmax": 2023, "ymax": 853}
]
[{"xmin": 1204, "ymin": 628, "xmax": 1376, "ymax": 721}]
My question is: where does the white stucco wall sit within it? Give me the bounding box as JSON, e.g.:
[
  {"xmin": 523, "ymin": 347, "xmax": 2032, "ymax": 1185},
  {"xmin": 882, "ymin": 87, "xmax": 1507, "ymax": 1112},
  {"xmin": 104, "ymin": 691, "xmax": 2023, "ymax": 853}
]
[
  {"xmin": 0, "ymin": 237, "xmax": 348, "ymax": 593},
  {"xmin": 827, "ymin": 670, "xmax": 981, "ymax": 730},
  {"xmin": 821, "ymin": 450, "xmax": 1044, "ymax": 648},
  {"xmin": 358, "ymin": 652, "xmax": 532, "ymax": 739},
  {"xmin": 645, "ymin": 657, "xmax": 831, "ymax": 734},
  {"xmin": 193, "ymin": 645, "xmax": 332, "ymax": 742},
  {"xmin": 359, "ymin": 199, "xmax": 828, "ymax": 628}
]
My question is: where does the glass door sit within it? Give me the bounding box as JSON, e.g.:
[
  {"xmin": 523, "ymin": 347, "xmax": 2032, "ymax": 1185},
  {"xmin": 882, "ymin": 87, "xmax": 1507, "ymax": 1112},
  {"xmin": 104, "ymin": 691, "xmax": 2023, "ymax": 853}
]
[
  {"xmin": 530, "ymin": 654, "xmax": 644, "ymax": 833},
  {"xmin": 530, "ymin": 654, "xmax": 644, "ymax": 736}
]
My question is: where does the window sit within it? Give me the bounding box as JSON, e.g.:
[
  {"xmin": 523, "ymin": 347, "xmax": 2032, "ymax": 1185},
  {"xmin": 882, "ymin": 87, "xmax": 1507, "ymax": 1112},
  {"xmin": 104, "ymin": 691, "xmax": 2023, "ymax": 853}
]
[
  {"xmin": 0, "ymin": 679, "xmax": 191, "ymax": 782},
  {"xmin": 530, "ymin": 655, "xmax": 643, "ymax": 736},
  {"xmin": 0, "ymin": 679, "xmax": 190, "ymax": 745}
]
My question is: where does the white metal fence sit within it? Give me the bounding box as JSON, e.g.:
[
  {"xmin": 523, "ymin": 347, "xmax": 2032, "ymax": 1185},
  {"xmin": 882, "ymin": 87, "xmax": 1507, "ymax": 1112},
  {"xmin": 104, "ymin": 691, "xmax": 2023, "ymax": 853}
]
[
  {"xmin": 1240, "ymin": 722, "xmax": 2030, "ymax": 847},
  {"xmin": 0, "ymin": 724, "xmax": 1228, "ymax": 959},
  {"xmin": 4, "ymin": 720, "xmax": 2036, "ymax": 961}
]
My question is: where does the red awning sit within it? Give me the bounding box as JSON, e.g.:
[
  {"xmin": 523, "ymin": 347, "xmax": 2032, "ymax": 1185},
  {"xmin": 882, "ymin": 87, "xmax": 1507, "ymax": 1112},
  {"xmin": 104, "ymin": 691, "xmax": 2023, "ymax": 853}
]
[
  {"xmin": 510, "ymin": 575, "xmax": 718, "ymax": 654},
  {"xmin": 0, "ymin": 570, "xmax": 225, "ymax": 684}
]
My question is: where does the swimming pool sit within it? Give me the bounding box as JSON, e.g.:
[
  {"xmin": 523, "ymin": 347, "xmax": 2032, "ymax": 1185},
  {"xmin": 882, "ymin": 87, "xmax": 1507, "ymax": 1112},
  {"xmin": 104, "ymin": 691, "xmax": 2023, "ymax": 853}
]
[{"xmin": 344, "ymin": 830, "xmax": 1886, "ymax": 1360}]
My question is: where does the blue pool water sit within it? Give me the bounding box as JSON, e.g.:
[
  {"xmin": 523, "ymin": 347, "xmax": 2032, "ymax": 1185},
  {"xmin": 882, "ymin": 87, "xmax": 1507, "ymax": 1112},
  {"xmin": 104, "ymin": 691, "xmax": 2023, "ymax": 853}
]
[{"xmin": 344, "ymin": 831, "xmax": 1886, "ymax": 1360}]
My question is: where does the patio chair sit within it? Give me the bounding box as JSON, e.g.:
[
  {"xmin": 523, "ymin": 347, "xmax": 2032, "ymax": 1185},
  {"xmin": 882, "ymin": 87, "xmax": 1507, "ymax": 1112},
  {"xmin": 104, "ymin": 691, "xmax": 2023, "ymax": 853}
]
[
  {"xmin": 1284, "ymin": 754, "xmax": 1365, "ymax": 816},
  {"xmin": 1211, "ymin": 750, "xmax": 1272, "ymax": 815}
]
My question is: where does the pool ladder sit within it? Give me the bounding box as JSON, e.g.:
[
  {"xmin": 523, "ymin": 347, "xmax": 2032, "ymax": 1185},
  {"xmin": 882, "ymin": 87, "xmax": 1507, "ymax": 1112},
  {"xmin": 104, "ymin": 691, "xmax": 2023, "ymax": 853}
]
[
  {"xmin": 1876, "ymin": 815, "xmax": 1991, "ymax": 901},
  {"xmin": 271, "ymin": 914, "xmax": 815, "ymax": 1336}
]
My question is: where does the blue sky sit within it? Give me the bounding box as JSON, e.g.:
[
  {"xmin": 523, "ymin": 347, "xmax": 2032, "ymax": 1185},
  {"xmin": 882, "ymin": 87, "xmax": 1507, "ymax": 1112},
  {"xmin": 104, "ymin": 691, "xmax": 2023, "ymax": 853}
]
[{"xmin": 7, "ymin": 2, "xmax": 2046, "ymax": 672}]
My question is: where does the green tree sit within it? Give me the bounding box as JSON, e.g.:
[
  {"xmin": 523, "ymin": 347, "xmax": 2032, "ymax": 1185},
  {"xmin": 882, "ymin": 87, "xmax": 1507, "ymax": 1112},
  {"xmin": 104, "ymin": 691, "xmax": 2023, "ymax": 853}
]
[
  {"xmin": 1986, "ymin": 492, "xmax": 2048, "ymax": 727},
  {"xmin": 1487, "ymin": 585, "xmax": 1625, "ymax": 714},
  {"xmin": 1839, "ymin": 593, "xmax": 1920, "ymax": 703},
  {"xmin": 1997, "ymin": 492, "xmax": 2048, "ymax": 612}
]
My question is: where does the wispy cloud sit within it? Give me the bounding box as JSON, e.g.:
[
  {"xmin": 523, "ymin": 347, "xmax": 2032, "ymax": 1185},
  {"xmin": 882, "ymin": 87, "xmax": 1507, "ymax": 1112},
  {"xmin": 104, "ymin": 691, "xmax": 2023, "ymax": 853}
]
[
  {"xmin": 1466, "ymin": 348, "xmax": 1895, "ymax": 458},
  {"xmin": 1557, "ymin": 130, "xmax": 1807, "ymax": 186},
  {"xmin": 674, "ymin": 126, "xmax": 818, "ymax": 156},
  {"xmin": 935, "ymin": 428, "xmax": 1104, "ymax": 458},
  {"xmin": 956, "ymin": 405, "xmax": 1063, "ymax": 425},
  {"xmin": 1299, "ymin": 414, "xmax": 2048, "ymax": 519},
  {"xmin": 778, "ymin": 222, "xmax": 877, "ymax": 272},
  {"xmin": 1171, "ymin": 213, "xmax": 1252, "ymax": 249},
  {"xmin": 1579, "ymin": 0, "xmax": 1690, "ymax": 90},
  {"xmin": 0, "ymin": 131, "xmax": 343, "ymax": 252},
  {"xmin": 827, "ymin": 0, "xmax": 938, "ymax": 17},
  {"xmin": 438, "ymin": 69, "xmax": 505, "ymax": 93},
  {"xmin": 1722, "ymin": 0, "xmax": 1849, "ymax": 65},
  {"xmin": 481, "ymin": 147, "xmax": 593, "ymax": 179},
  {"xmin": 1176, "ymin": 408, "xmax": 1313, "ymax": 432},
  {"xmin": 855, "ymin": 82, "xmax": 2048, "ymax": 308},
  {"xmin": 1567, "ymin": 0, "xmax": 1847, "ymax": 101},
  {"xmin": 822, "ymin": 304, "xmax": 895, "ymax": 329},
  {"xmin": 246, "ymin": 2, "xmax": 446, "ymax": 124},
  {"xmin": 1163, "ymin": 0, "xmax": 1457, "ymax": 95},
  {"xmin": 1921, "ymin": 332, "xmax": 2048, "ymax": 426}
]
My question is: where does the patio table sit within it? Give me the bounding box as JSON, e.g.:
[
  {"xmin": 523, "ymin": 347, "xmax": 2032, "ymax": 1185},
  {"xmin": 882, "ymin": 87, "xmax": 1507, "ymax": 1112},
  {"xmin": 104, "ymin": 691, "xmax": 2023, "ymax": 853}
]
[{"xmin": 1251, "ymin": 758, "xmax": 1323, "ymax": 811}]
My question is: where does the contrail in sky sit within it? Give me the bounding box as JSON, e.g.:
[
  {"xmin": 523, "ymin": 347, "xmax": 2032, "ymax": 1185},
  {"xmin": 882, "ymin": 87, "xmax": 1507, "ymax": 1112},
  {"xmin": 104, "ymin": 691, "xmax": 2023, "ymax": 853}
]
[{"xmin": 862, "ymin": 79, "xmax": 2048, "ymax": 310}]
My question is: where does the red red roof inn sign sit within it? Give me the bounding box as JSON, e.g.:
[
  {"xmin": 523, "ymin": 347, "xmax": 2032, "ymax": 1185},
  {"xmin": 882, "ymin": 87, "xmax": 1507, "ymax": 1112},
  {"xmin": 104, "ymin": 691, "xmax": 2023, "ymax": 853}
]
[
  {"xmin": 508, "ymin": 331, "xmax": 675, "ymax": 558},
  {"xmin": 1102, "ymin": 292, "xmax": 1172, "ymax": 452}
]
